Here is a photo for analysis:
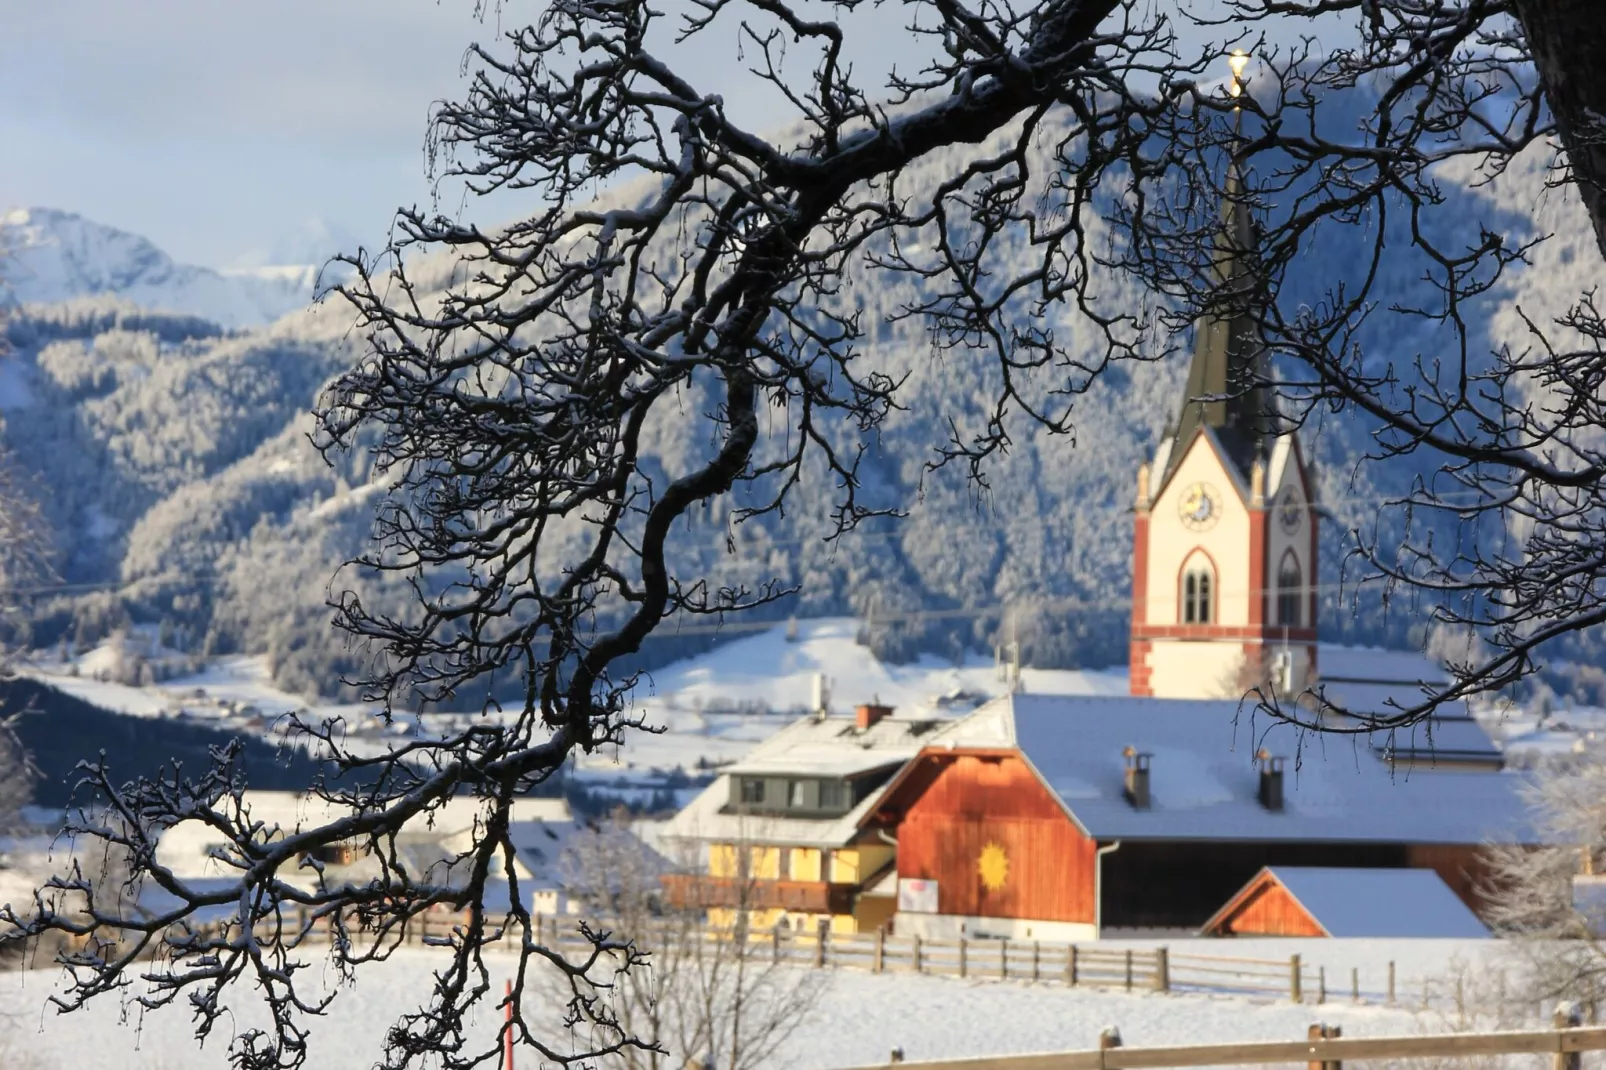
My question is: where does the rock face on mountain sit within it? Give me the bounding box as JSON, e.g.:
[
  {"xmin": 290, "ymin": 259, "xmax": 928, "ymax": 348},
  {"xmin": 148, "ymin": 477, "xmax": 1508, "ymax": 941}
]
[
  {"xmin": 2, "ymin": 123, "xmax": 1602, "ymax": 703},
  {"xmin": 1, "ymin": 208, "xmax": 323, "ymax": 329}
]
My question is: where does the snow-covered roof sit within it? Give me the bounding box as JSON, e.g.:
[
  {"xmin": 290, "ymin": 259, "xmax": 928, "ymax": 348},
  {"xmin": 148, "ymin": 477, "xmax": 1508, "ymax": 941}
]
[
  {"xmin": 153, "ymin": 791, "xmax": 576, "ymax": 891},
  {"xmin": 1208, "ymin": 867, "xmax": 1490, "ymax": 938},
  {"xmin": 724, "ymin": 713, "xmax": 952, "ymax": 777},
  {"xmin": 140, "ymin": 806, "xmax": 667, "ymax": 924},
  {"xmin": 662, "ymin": 711, "xmax": 992, "ymax": 848},
  {"xmin": 1315, "ymin": 645, "xmax": 1500, "ymax": 767},
  {"xmin": 1317, "ymin": 644, "xmax": 1446, "ymax": 686},
  {"xmin": 507, "ymin": 818, "xmax": 589, "ymax": 889},
  {"xmin": 1265, "ymin": 435, "xmax": 1300, "ymax": 493},
  {"xmin": 1330, "ymin": 703, "xmax": 1503, "ymax": 766},
  {"xmin": 663, "ymin": 770, "xmax": 887, "ymax": 849},
  {"xmin": 966, "ymin": 694, "xmax": 1533, "ymax": 845}
]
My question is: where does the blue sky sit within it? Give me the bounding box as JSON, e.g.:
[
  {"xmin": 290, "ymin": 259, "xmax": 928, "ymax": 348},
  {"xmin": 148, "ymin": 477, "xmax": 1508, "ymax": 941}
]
[{"xmin": 2, "ymin": 0, "xmax": 1299, "ymax": 268}]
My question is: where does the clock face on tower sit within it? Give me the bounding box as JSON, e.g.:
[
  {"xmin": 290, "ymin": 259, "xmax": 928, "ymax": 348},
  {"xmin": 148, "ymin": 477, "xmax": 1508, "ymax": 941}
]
[
  {"xmin": 1178, "ymin": 482, "xmax": 1221, "ymax": 531},
  {"xmin": 1277, "ymin": 484, "xmax": 1303, "ymax": 534}
]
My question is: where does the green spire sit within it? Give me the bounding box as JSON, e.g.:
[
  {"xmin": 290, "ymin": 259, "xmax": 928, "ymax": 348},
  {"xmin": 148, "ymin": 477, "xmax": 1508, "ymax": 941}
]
[{"xmin": 1163, "ymin": 157, "xmax": 1276, "ymax": 485}]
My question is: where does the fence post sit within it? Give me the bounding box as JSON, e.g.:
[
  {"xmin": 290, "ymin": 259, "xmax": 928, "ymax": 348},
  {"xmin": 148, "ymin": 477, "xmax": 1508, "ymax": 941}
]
[
  {"xmin": 772, "ymin": 927, "xmax": 781, "ymax": 964},
  {"xmin": 1000, "ymin": 939, "xmax": 1008, "ymax": 981},
  {"xmin": 1125, "ymin": 948, "xmax": 1134, "ymax": 992},
  {"xmin": 1068, "ymin": 945, "xmax": 1079, "ymax": 987},
  {"xmin": 1154, "ymin": 947, "xmax": 1170, "ymax": 993},
  {"xmin": 1555, "ymin": 1002, "xmax": 1584, "ymax": 1070},
  {"xmin": 913, "ymin": 934, "xmax": 923, "ymax": 974},
  {"xmin": 1291, "ymin": 954, "xmax": 1302, "ymax": 1003},
  {"xmin": 874, "ymin": 928, "xmax": 885, "ymax": 974},
  {"xmin": 1318, "ymin": 967, "xmax": 1327, "ymax": 1005},
  {"xmin": 1388, "ymin": 961, "xmax": 1396, "ymax": 1005},
  {"xmin": 1032, "ymin": 941, "xmax": 1041, "ymax": 984},
  {"xmin": 1351, "ymin": 967, "xmax": 1360, "ymax": 1004},
  {"xmin": 959, "ymin": 936, "xmax": 968, "ymax": 979},
  {"xmin": 1308, "ymin": 1023, "xmax": 1342, "ymax": 1070},
  {"xmin": 814, "ymin": 918, "xmax": 827, "ymax": 969}
]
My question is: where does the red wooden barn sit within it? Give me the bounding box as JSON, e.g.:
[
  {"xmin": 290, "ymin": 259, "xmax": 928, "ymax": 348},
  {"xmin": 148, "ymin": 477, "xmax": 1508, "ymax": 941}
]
[{"xmin": 864, "ymin": 695, "xmax": 1531, "ymax": 939}]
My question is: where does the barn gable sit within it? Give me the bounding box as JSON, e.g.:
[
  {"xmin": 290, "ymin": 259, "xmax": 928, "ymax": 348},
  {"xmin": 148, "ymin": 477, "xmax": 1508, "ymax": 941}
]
[
  {"xmin": 1201, "ymin": 866, "xmax": 1490, "ymax": 938},
  {"xmin": 869, "ymin": 748, "xmax": 1097, "ymax": 931}
]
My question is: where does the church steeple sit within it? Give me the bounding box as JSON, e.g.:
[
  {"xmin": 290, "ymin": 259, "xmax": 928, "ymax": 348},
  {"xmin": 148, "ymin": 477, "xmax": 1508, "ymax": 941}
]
[
  {"xmin": 1162, "ymin": 156, "xmax": 1278, "ymax": 488},
  {"xmin": 1129, "ymin": 52, "xmax": 1319, "ymax": 701}
]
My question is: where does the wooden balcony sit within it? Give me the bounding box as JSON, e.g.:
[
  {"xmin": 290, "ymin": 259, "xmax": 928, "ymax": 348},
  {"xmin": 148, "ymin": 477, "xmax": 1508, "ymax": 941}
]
[{"xmin": 662, "ymin": 874, "xmax": 857, "ymax": 915}]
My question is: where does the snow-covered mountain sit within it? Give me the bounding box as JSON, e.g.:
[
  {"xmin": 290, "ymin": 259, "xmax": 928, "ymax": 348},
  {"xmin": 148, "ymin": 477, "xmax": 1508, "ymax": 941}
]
[
  {"xmin": 0, "ymin": 208, "xmax": 324, "ymax": 329},
  {"xmin": 2, "ymin": 95, "xmax": 1604, "ymax": 706},
  {"xmin": 225, "ymin": 216, "xmax": 365, "ymax": 274}
]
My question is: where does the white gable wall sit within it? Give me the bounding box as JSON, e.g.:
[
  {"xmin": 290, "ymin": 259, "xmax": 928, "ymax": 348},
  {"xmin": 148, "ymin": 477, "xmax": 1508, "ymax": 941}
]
[
  {"xmin": 1136, "ymin": 427, "xmax": 1318, "ymax": 699},
  {"xmin": 1141, "ymin": 433, "xmax": 1252, "ymax": 698},
  {"xmin": 1145, "ymin": 432, "xmax": 1253, "ymax": 628}
]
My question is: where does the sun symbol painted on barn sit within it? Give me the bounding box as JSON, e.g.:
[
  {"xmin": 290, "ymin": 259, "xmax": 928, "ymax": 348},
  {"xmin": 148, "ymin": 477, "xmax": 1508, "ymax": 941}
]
[{"xmin": 977, "ymin": 842, "xmax": 1009, "ymax": 892}]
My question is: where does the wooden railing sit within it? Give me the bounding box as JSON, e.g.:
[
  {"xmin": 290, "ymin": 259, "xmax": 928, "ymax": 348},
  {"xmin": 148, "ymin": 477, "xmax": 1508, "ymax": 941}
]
[
  {"xmin": 842, "ymin": 1009, "xmax": 1606, "ymax": 1070},
  {"xmin": 245, "ymin": 909, "xmax": 1431, "ymax": 1009}
]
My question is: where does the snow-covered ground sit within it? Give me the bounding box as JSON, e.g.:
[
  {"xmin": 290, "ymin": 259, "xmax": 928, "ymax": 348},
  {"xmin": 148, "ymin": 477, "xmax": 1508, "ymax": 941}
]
[
  {"xmin": 0, "ymin": 939, "xmax": 1522, "ymax": 1070},
  {"xmin": 572, "ymin": 617, "xmax": 1126, "ymax": 784},
  {"xmin": 22, "ymin": 618, "xmax": 1128, "ymax": 804}
]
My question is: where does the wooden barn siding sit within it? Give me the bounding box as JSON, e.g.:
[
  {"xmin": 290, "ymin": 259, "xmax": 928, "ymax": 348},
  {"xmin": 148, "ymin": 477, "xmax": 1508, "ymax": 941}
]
[
  {"xmin": 1406, "ymin": 844, "xmax": 1493, "ymax": 915},
  {"xmin": 894, "ymin": 754, "xmax": 1097, "ymax": 923},
  {"xmin": 1212, "ymin": 877, "xmax": 1326, "ymax": 937}
]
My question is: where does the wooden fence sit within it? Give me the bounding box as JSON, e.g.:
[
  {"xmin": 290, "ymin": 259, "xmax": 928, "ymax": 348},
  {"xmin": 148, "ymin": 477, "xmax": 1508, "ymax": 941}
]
[
  {"xmin": 268, "ymin": 908, "xmax": 1424, "ymax": 1007},
  {"xmin": 839, "ymin": 1008, "xmax": 1606, "ymax": 1070}
]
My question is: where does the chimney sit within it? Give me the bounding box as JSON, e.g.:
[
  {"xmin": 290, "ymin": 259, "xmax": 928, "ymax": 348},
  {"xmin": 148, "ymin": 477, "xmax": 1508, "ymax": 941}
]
[
  {"xmin": 1256, "ymin": 749, "xmax": 1285, "ymax": 812},
  {"xmin": 1122, "ymin": 746, "xmax": 1152, "ymax": 810},
  {"xmin": 812, "ymin": 673, "xmax": 831, "ymax": 720},
  {"xmin": 856, "ymin": 702, "xmax": 894, "ymax": 730}
]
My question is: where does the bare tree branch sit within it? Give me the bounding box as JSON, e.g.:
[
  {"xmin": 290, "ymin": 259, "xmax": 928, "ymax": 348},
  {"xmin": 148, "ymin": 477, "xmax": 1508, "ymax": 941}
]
[{"xmin": 14, "ymin": 0, "xmax": 1606, "ymax": 1066}]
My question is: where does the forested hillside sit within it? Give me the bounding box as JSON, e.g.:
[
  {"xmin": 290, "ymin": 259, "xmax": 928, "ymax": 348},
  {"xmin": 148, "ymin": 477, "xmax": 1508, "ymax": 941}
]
[{"xmin": 3, "ymin": 105, "xmax": 1601, "ymax": 706}]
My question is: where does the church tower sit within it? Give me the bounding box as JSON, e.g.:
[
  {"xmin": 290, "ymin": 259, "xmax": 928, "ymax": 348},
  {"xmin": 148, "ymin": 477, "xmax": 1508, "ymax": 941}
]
[{"xmin": 1129, "ymin": 157, "xmax": 1317, "ymax": 700}]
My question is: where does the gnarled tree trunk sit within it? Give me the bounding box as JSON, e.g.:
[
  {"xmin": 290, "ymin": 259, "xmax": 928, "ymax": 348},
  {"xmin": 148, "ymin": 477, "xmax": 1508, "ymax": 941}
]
[{"xmin": 1516, "ymin": 0, "xmax": 1606, "ymax": 260}]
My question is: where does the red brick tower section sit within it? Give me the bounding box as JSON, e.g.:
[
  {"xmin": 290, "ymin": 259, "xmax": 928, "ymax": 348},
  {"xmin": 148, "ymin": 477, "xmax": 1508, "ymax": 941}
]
[
  {"xmin": 1243, "ymin": 474, "xmax": 1268, "ymax": 678},
  {"xmin": 1130, "ymin": 464, "xmax": 1154, "ymax": 696}
]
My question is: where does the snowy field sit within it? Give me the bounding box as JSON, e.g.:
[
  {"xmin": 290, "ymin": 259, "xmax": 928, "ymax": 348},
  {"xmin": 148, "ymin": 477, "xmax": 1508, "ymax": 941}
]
[
  {"xmin": 22, "ymin": 618, "xmax": 1129, "ymax": 802},
  {"xmin": 0, "ymin": 939, "xmax": 1520, "ymax": 1070}
]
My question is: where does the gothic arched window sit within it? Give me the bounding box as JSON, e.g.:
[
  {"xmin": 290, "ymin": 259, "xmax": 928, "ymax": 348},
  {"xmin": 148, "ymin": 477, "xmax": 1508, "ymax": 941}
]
[
  {"xmin": 1277, "ymin": 550, "xmax": 1302, "ymax": 627},
  {"xmin": 1181, "ymin": 554, "xmax": 1215, "ymax": 625}
]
